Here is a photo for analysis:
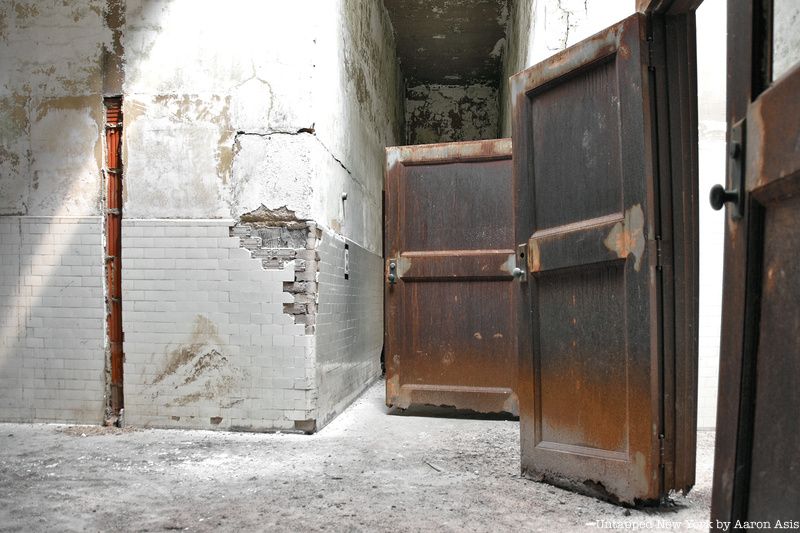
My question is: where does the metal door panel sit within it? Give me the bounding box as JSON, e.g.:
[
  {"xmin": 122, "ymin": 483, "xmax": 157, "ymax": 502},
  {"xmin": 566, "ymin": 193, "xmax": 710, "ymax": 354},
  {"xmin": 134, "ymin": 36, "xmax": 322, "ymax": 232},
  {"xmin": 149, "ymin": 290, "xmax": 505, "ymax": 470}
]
[
  {"xmin": 511, "ymin": 13, "xmax": 697, "ymax": 504},
  {"xmin": 385, "ymin": 139, "xmax": 518, "ymax": 415}
]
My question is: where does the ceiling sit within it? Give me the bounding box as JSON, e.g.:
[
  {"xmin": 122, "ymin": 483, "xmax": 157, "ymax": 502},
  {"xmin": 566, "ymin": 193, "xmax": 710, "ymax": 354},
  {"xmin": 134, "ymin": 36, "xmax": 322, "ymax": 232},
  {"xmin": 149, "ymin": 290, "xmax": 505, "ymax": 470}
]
[{"xmin": 382, "ymin": 0, "xmax": 509, "ymax": 87}]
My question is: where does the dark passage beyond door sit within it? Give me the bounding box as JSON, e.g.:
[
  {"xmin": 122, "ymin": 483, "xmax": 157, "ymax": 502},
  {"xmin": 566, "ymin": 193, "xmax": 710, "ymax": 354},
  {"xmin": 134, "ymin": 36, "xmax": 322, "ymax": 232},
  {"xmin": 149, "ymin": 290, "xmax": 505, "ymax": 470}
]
[{"xmin": 384, "ymin": 139, "xmax": 518, "ymax": 415}]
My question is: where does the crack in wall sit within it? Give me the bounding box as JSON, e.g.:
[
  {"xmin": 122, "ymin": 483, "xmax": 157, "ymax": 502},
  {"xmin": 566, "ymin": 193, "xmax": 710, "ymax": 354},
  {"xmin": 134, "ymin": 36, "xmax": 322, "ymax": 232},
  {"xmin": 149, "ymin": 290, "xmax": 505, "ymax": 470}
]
[
  {"xmin": 551, "ymin": 0, "xmax": 588, "ymax": 50},
  {"xmin": 233, "ymin": 129, "xmax": 366, "ymax": 190}
]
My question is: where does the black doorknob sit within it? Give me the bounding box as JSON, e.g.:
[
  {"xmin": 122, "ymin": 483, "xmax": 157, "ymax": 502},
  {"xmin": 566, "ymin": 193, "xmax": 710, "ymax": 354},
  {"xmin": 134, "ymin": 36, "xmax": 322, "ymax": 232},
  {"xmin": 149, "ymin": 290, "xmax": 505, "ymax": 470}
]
[{"xmin": 709, "ymin": 184, "xmax": 739, "ymax": 211}]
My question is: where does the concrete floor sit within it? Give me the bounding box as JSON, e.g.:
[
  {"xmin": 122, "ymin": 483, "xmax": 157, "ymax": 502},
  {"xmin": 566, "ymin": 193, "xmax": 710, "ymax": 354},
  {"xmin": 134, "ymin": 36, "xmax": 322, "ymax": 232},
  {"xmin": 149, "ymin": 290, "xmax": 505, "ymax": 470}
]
[{"xmin": 0, "ymin": 380, "xmax": 714, "ymax": 532}]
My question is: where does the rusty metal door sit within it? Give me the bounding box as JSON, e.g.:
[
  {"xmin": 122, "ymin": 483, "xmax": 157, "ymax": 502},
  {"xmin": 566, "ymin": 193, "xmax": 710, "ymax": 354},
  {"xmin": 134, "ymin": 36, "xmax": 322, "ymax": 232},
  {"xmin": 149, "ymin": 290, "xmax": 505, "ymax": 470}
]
[
  {"xmin": 511, "ymin": 13, "xmax": 698, "ymax": 504},
  {"xmin": 711, "ymin": 0, "xmax": 800, "ymax": 523},
  {"xmin": 384, "ymin": 139, "xmax": 518, "ymax": 415}
]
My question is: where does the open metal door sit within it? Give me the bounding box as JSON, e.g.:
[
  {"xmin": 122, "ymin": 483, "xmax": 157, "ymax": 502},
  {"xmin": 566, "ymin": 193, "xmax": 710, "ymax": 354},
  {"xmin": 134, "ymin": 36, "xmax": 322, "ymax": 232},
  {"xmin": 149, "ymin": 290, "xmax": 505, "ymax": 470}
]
[
  {"xmin": 511, "ymin": 13, "xmax": 698, "ymax": 504},
  {"xmin": 711, "ymin": 0, "xmax": 800, "ymax": 524},
  {"xmin": 384, "ymin": 139, "xmax": 519, "ymax": 415}
]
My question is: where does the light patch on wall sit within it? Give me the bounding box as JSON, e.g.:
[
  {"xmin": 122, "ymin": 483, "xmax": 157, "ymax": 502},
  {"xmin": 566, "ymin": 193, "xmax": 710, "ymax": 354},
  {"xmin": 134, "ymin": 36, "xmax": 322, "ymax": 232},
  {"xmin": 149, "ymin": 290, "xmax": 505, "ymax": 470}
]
[
  {"xmin": 228, "ymin": 134, "xmax": 318, "ymax": 221},
  {"xmin": 122, "ymin": 95, "xmax": 230, "ymax": 218},
  {"xmin": 229, "ymin": 77, "xmax": 274, "ymax": 133},
  {"xmin": 28, "ymin": 98, "xmax": 103, "ymax": 216}
]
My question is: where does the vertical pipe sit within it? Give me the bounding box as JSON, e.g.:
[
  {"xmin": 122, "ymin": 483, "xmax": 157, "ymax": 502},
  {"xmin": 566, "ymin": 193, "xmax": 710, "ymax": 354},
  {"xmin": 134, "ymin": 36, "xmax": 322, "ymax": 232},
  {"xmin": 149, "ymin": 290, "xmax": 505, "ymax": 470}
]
[{"xmin": 104, "ymin": 97, "xmax": 124, "ymax": 413}]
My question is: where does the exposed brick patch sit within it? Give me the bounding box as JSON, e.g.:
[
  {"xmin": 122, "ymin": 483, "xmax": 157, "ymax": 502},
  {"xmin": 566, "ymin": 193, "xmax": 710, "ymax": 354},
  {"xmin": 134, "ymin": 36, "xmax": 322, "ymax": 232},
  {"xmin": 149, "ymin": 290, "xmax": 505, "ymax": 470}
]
[{"xmin": 231, "ymin": 206, "xmax": 321, "ymax": 333}]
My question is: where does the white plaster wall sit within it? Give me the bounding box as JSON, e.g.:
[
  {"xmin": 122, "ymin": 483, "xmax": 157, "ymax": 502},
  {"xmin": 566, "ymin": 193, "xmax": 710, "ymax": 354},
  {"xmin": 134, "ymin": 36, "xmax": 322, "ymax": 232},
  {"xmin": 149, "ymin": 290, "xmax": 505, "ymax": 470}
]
[
  {"xmin": 1, "ymin": 0, "xmax": 401, "ymax": 429},
  {"xmin": 123, "ymin": 0, "xmax": 402, "ymax": 254},
  {"xmin": 308, "ymin": 0, "xmax": 401, "ymax": 427},
  {"xmin": 122, "ymin": 0, "xmax": 317, "ymax": 221},
  {"xmin": 0, "ymin": 0, "xmax": 110, "ymax": 216}
]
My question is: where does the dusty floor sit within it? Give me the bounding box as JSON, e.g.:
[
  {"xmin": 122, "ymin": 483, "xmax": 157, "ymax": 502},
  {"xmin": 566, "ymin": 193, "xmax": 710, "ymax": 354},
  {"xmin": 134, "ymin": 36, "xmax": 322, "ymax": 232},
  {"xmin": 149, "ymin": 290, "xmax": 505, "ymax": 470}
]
[{"xmin": 0, "ymin": 380, "xmax": 714, "ymax": 532}]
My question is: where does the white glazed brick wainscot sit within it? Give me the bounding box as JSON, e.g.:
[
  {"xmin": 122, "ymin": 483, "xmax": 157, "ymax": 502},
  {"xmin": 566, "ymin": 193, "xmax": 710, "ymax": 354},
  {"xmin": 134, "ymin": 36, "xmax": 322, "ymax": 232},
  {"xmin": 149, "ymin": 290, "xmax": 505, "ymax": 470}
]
[
  {"xmin": 0, "ymin": 216, "xmax": 106, "ymax": 423},
  {"xmin": 314, "ymin": 229, "xmax": 383, "ymax": 429},
  {"xmin": 121, "ymin": 219, "xmax": 315, "ymax": 431}
]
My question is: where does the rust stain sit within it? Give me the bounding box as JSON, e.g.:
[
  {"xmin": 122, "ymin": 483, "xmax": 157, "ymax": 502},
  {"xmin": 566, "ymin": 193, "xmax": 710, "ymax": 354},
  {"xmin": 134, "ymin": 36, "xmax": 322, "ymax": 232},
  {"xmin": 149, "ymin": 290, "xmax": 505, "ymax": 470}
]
[
  {"xmin": 1, "ymin": 92, "xmax": 29, "ymax": 131},
  {"xmin": 390, "ymin": 138, "xmax": 512, "ymax": 165},
  {"xmin": 34, "ymin": 95, "xmax": 101, "ymax": 122},
  {"xmin": 13, "ymin": 2, "xmax": 39, "ymax": 20},
  {"xmin": 603, "ymin": 203, "xmax": 645, "ymax": 271},
  {"xmin": 527, "ymin": 238, "xmax": 541, "ymax": 272},
  {"xmin": 386, "ymin": 373, "xmax": 401, "ymax": 401},
  {"xmin": 212, "ymin": 95, "xmax": 233, "ymax": 185}
]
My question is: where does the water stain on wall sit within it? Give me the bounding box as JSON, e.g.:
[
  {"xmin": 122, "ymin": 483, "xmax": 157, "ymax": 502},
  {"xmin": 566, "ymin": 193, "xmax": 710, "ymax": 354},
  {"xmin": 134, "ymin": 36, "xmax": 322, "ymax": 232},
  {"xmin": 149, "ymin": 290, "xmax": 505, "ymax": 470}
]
[{"xmin": 149, "ymin": 315, "xmax": 244, "ymax": 408}]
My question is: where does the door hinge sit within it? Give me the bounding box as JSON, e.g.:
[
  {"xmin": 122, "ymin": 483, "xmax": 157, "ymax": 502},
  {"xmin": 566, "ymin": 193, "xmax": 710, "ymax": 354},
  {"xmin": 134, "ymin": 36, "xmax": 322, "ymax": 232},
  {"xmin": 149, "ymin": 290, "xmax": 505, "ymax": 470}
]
[
  {"xmin": 655, "ymin": 236, "xmax": 663, "ymax": 270},
  {"xmin": 658, "ymin": 433, "xmax": 666, "ymax": 468},
  {"xmin": 647, "ymin": 35, "xmax": 655, "ymax": 70}
]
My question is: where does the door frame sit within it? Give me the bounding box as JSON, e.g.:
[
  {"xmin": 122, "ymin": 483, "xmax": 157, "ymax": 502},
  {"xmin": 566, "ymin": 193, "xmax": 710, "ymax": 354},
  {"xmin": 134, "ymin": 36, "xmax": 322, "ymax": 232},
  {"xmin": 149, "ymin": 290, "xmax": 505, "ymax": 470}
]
[{"xmin": 710, "ymin": 0, "xmax": 776, "ymax": 522}]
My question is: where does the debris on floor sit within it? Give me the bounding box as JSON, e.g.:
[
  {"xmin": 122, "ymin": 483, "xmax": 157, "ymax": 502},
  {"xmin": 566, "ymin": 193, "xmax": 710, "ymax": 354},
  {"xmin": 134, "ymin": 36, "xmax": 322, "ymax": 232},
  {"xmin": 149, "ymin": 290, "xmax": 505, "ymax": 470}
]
[{"xmin": 0, "ymin": 381, "xmax": 714, "ymax": 532}]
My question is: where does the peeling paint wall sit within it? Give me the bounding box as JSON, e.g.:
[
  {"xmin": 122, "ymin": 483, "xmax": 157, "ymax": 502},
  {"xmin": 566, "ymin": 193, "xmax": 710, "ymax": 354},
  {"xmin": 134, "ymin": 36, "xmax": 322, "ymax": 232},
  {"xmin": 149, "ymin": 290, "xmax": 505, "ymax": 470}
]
[
  {"xmin": 0, "ymin": 1, "xmax": 110, "ymax": 424},
  {"xmin": 309, "ymin": 0, "xmax": 401, "ymax": 427},
  {"xmin": 312, "ymin": 0, "xmax": 404, "ymax": 253},
  {"xmin": 0, "ymin": 0, "xmax": 110, "ymax": 216},
  {"xmin": 122, "ymin": 0, "xmax": 317, "ymax": 220},
  {"xmin": 406, "ymin": 84, "xmax": 500, "ymax": 145},
  {"xmin": 121, "ymin": 0, "xmax": 402, "ymax": 252},
  {"xmin": 119, "ymin": 0, "xmax": 402, "ymax": 431},
  {"xmin": 1, "ymin": 0, "xmax": 402, "ymax": 430}
]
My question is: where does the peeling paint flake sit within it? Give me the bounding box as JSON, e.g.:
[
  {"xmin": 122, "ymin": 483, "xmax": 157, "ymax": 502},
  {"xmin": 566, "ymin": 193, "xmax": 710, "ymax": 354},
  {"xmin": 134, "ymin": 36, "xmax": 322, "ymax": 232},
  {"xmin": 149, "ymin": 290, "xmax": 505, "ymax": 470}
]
[{"xmin": 603, "ymin": 204, "xmax": 645, "ymax": 271}]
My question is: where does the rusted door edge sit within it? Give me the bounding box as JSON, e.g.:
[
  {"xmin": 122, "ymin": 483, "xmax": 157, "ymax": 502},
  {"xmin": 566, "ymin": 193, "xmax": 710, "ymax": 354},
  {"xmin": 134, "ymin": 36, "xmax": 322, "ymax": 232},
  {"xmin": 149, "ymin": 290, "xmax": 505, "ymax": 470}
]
[
  {"xmin": 637, "ymin": 0, "xmax": 703, "ymax": 15},
  {"xmin": 509, "ymin": 16, "xmax": 632, "ymax": 99},
  {"xmin": 394, "ymin": 250, "xmax": 516, "ymax": 281},
  {"xmin": 386, "ymin": 138, "xmax": 512, "ymax": 169}
]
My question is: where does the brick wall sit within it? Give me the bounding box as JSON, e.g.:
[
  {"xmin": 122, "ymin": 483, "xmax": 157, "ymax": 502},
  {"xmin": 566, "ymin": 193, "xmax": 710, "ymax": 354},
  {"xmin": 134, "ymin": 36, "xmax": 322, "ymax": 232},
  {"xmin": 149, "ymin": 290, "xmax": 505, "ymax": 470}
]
[
  {"xmin": 0, "ymin": 216, "xmax": 105, "ymax": 423},
  {"xmin": 314, "ymin": 229, "xmax": 383, "ymax": 428},
  {"xmin": 121, "ymin": 219, "xmax": 316, "ymax": 431}
]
